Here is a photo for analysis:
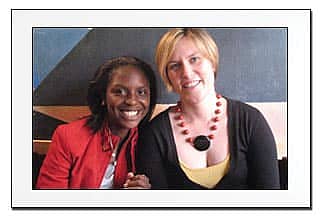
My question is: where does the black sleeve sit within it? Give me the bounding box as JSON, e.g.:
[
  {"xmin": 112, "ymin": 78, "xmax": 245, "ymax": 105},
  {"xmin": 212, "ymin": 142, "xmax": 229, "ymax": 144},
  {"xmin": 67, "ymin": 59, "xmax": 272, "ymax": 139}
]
[
  {"xmin": 247, "ymin": 111, "xmax": 280, "ymax": 189},
  {"xmin": 136, "ymin": 126, "xmax": 169, "ymax": 189}
]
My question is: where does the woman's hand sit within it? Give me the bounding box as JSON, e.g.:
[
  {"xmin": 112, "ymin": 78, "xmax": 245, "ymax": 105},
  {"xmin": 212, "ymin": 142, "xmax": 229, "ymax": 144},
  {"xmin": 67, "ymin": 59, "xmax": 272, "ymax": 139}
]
[{"xmin": 123, "ymin": 172, "xmax": 151, "ymax": 189}]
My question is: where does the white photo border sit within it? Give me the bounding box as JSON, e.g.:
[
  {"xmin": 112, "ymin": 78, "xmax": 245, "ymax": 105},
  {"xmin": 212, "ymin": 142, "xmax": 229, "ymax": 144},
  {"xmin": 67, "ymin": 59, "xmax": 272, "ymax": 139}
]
[{"xmin": 11, "ymin": 9, "xmax": 311, "ymax": 208}]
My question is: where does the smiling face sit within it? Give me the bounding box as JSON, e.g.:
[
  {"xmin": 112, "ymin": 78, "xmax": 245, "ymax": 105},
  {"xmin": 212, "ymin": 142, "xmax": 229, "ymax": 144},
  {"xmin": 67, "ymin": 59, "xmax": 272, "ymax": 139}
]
[
  {"xmin": 166, "ymin": 37, "xmax": 216, "ymax": 104},
  {"xmin": 105, "ymin": 65, "xmax": 150, "ymax": 137}
]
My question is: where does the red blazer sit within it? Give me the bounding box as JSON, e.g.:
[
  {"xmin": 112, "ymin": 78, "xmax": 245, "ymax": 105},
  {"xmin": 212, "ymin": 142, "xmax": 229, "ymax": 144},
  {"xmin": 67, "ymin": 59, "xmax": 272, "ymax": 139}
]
[{"xmin": 36, "ymin": 118, "xmax": 138, "ymax": 189}]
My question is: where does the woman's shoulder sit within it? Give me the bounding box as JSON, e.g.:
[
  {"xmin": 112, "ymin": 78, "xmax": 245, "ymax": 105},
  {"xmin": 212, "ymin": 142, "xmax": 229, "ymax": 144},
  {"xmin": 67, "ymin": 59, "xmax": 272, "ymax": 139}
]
[
  {"xmin": 227, "ymin": 97, "xmax": 261, "ymax": 116},
  {"xmin": 226, "ymin": 97, "xmax": 269, "ymax": 129},
  {"xmin": 149, "ymin": 107, "xmax": 171, "ymax": 125},
  {"xmin": 54, "ymin": 117, "xmax": 91, "ymax": 136},
  {"xmin": 51, "ymin": 118, "xmax": 94, "ymax": 153},
  {"xmin": 140, "ymin": 107, "xmax": 171, "ymax": 134}
]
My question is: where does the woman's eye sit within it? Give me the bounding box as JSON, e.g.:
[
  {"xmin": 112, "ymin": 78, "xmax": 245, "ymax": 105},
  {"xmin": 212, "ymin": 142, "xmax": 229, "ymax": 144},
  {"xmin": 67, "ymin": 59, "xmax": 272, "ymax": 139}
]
[
  {"xmin": 168, "ymin": 63, "xmax": 179, "ymax": 71},
  {"xmin": 190, "ymin": 56, "xmax": 199, "ymax": 63},
  {"xmin": 137, "ymin": 88, "xmax": 148, "ymax": 96},
  {"xmin": 113, "ymin": 88, "xmax": 127, "ymax": 96}
]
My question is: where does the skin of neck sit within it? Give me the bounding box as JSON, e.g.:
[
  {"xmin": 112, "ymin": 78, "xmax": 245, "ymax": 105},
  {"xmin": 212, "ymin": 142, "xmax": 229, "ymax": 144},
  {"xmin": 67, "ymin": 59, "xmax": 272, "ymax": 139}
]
[
  {"xmin": 179, "ymin": 91, "xmax": 218, "ymax": 123},
  {"xmin": 108, "ymin": 124, "xmax": 130, "ymax": 142}
]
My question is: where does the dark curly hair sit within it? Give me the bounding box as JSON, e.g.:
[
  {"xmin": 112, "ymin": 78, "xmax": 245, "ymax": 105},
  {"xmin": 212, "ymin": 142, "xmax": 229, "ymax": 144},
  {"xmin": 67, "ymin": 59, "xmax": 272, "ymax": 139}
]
[{"xmin": 86, "ymin": 56, "xmax": 157, "ymax": 133}]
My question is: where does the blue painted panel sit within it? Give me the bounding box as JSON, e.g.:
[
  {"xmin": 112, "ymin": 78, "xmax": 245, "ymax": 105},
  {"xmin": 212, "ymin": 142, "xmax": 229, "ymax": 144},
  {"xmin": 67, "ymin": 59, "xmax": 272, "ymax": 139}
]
[
  {"xmin": 210, "ymin": 28, "xmax": 287, "ymax": 102},
  {"xmin": 33, "ymin": 28, "xmax": 89, "ymax": 88}
]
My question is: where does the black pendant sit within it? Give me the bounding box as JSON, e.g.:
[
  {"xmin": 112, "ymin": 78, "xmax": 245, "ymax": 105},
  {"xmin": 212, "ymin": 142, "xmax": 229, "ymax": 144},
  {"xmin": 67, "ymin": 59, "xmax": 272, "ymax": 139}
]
[{"xmin": 193, "ymin": 135, "xmax": 210, "ymax": 151}]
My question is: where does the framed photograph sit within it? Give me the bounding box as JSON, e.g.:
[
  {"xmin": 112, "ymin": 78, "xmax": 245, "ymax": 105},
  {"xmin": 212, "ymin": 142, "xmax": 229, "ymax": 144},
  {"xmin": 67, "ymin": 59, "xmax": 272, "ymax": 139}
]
[{"xmin": 11, "ymin": 9, "xmax": 311, "ymax": 208}]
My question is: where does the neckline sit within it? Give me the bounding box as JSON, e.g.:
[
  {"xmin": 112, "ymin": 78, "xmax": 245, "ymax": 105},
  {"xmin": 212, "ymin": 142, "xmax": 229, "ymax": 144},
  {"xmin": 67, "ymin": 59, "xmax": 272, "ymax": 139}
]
[{"xmin": 179, "ymin": 153, "xmax": 230, "ymax": 170}]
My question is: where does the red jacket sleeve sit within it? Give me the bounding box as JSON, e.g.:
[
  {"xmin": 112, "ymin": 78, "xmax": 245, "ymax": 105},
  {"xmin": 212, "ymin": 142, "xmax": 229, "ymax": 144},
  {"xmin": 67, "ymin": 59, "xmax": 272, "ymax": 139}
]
[{"xmin": 36, "ymin": 125, "xmax": 72, "ymax": 189}]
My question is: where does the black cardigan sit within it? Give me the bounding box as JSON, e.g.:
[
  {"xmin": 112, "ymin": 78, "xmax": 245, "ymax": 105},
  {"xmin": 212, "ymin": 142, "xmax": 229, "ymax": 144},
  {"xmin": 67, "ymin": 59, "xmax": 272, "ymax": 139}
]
[{"xmin": 136, "ymin": 98, "xmax": 280, "ymax": 189}]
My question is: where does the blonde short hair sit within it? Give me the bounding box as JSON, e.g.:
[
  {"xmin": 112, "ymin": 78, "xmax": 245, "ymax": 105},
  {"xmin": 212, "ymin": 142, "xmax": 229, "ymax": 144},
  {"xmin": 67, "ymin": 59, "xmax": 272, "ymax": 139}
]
[{"xmin": 155, "ymin": 28, "xmax": 219, "ymax": 91}]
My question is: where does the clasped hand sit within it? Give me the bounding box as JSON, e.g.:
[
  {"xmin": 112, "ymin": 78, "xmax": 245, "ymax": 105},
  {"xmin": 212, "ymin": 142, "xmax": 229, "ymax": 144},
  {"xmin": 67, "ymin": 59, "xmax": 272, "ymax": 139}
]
[{"xmin": 123, "ymin": 172, "xmax": 151, "ymax": 189}]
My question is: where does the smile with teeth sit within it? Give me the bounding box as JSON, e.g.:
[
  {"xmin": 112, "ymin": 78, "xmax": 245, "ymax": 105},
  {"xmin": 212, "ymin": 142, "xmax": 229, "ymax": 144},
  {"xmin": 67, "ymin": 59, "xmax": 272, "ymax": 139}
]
[
  {"xmin": 182, "ymin": 80, "xmax": 200, "ymax": 89},
  {"xmin": 120, "ymin": 110, "xmax": 140, "ymax": 119}
]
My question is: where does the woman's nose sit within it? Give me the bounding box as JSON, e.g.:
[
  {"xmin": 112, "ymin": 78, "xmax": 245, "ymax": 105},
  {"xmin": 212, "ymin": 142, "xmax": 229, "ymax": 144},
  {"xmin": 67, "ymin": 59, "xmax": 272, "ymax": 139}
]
[
  {"xmin": 181, "ymin": 62, "xmax": 193, "ymax": 78},
  {"xmin": 125, "ymin": 93, "xmax": 138, "ymax": 105}
]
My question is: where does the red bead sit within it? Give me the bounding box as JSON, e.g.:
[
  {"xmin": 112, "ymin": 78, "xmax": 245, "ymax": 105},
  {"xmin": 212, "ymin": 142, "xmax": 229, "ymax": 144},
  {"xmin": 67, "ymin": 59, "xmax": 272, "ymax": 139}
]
[
  {"xmin": 169, "ymin": 106, "xmax": 177, "ymax": 112},
  {"xmin": 186, "ymin": 137, "xmax": 193, "ymax": 143},
  {"xmin": 216, "ymin": 93, "xmax": 222, "ymax": 99},
  {"xmin": 208, "ymin": 134, "xmax": 215, "ymax": 139},
  {"xmin": 210, "ymin": 125, "xmax": 217, "ymax": 130},
  {"xmin": 216, "ymin": 101, "xmax": 222, "ymax": 107},
  {"xmin": 179, "ymin": 122, "xmax": 186, "ymax": 127},
  {"xmin": 213, "ymin": 117, "xmax": 219, "ymax": 122},
  {"xmin": 182, "ymin": 129, "xmax": 189, "ymax": 135},
  {"xmin": 176, "ymin": 115, "xmax": 184, "ymax": 120},
  {"xmin": 175, "ymin": 107, "xmax": 182, "ymax": 113},
  {"xmin": 214, "ymin": 109, "xmax": 221, "ymax": 114}
]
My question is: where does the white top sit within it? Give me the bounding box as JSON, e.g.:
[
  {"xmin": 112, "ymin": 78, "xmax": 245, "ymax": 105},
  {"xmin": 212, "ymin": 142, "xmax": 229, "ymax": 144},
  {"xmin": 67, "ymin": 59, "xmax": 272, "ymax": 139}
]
[{"xmin": 100, "ymin": 152, "xmax": 117, "ymax": 189}]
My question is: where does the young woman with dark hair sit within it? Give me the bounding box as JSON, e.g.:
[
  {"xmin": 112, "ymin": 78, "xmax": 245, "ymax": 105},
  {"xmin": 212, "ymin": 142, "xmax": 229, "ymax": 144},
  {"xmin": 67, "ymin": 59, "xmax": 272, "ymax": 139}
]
[{"xmin": 37, "ymin": 56, "xmax": 157, "ymax": 189}]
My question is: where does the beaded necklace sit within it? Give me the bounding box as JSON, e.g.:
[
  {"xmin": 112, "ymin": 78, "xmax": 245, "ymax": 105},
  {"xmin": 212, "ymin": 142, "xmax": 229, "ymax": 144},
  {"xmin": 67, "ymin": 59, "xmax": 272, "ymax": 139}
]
[{"xmin": 173, "ymin": 93, "xmax": 222, "ymax": 151}]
